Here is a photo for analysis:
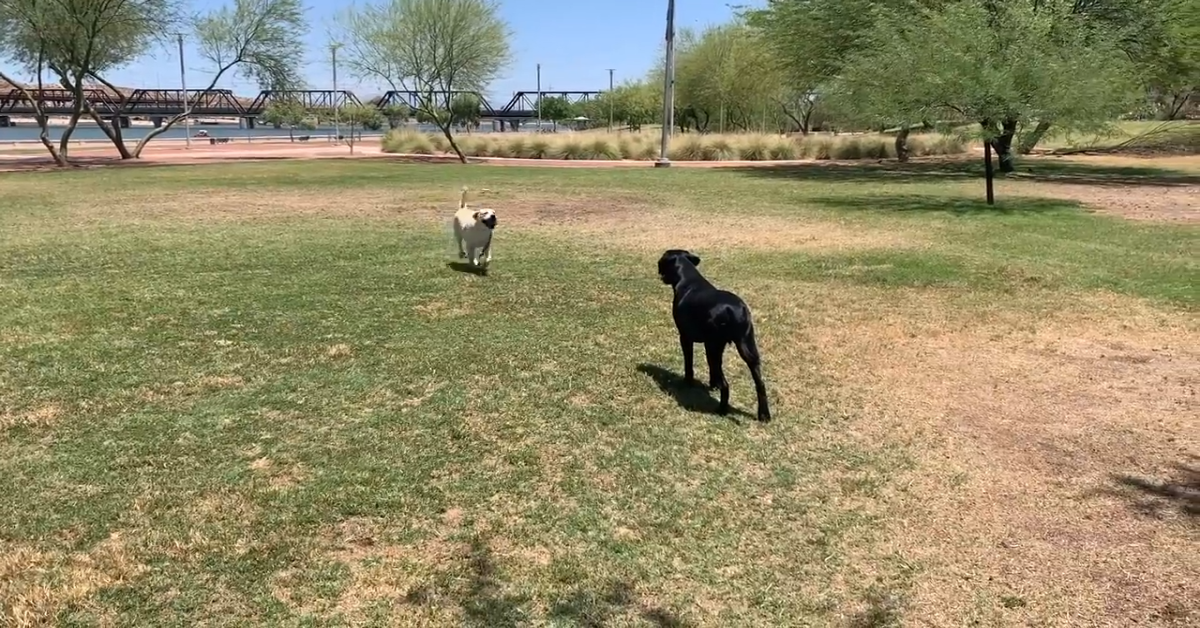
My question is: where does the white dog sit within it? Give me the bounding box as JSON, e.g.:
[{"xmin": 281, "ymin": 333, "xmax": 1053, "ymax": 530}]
[{"xmin": 452, "ymin": 186, "xmax": 498, "ymax": 268}]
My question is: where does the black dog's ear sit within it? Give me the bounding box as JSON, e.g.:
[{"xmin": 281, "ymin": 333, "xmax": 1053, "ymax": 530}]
[{"xmin": 687, "ymin": 253, "xmax": 701, "ymax": 266}]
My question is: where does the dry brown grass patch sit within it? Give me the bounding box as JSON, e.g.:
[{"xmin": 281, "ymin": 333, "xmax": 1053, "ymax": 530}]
[
  {"xmin": 0, "ymin": 403, "xmax": 63, "ymax": 432},
  {"xmin": 787, "ymin": 287, "xmax": 1199, "ymax": 626},
  {"xmin": 0, "ymin": 533, "xmax": 145, "ymax": 627},
  {"xmin": 494, "ymin": 193, "xmax": 923, "ymax": 253}
]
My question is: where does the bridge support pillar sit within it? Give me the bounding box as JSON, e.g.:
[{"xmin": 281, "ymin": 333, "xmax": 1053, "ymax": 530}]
[
  {"xmin": 151, "ymin": 116, "xmax": 165, "ymax": 128},
  {"xmin": 108, "ymin": 116, "xmax": 131, "ymax": 129},
  {"xmin": 239, "ymin": 117, "xmax": 257, "ymax": 130},
  {"xmin": 273, "ymin": 122, "xmax": 282, "ymax": 129},
  {"xmin": 0, "ymin": 115, "xmax": 12, "ymax": 127}
]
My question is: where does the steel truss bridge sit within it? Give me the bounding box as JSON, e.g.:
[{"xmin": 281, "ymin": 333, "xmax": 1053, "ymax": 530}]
[{"xmin": 0, "ymin": 88, "xmax": 602, "ymax": 127}]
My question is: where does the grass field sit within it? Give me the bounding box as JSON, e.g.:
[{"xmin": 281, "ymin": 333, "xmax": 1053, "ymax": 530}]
[{"xmin": 0, "ymin": 155, "xmax": 1197, "ymax": 627}]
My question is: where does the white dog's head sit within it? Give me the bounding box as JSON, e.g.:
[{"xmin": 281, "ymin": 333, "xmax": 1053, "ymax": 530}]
[{"xmin": 473, "ymin": 208, "xmax": 497, "ymax": 230}]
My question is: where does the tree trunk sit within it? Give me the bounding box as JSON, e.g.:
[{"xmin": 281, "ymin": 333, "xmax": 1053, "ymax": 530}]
[
  {"xmin": 990, "ymin": 118, "xmax": 1018, "ymax": 173},
  {"xmin": 894, "ymin": 127, "xmax": 911, "ymax": 162},
  {"xmin": 439, "ymin": 123, "xmax": 467, "ymax": 163},
  {"xmin": 36, "ymin": 113, "xmax": 68, "ymax": 167},
  {"xmin": 57, "ymin": 109, "xmax": 85, "ymax": 160},
  {"xmin": 1018, "ymin": 120, "xmax": 1052, "ymax": 155},
  {"xmin": 83, "ymin": 103, "xmax": 134, "ymax": 159},
  {"xmin": 1, "ymin": 69, "xmax": 69, "ymax": 166},
  {"xmin": 984, "ymin": 137, "xmax": 995, "ymax": 205}
]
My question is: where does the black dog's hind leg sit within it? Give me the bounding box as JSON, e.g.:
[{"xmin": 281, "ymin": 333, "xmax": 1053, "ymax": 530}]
[
  {"xmin": 735, "ymin": 328, "xmax": 771, "ymax": 422},
  {"xmin": 705, "ymin": 340, "xmax": 730, "ymax": 414},
  {"xmin": 680, "ymin": 335, "xmax": 696, "ymax": 384}
]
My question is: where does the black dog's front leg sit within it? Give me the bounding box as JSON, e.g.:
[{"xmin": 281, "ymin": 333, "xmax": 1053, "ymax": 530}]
[
  {"xmin": 680, "ymin": 335, "xmax": 696, "ymax": 383},
  {"xmin": 705, "ymin": 341, "xmax": 730, "ymax": 414}
]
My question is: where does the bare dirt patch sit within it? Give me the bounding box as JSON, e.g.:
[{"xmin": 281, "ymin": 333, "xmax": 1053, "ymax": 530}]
[
  {"xmin": 786, "ymin": 288, "xmax": 1199, "ymax": 627},
  {"xmin": 1014, "ymin": 183, "xmax": 1199, "ymax": 223}
]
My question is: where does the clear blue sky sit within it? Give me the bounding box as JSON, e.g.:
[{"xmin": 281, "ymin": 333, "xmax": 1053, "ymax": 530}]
[{"xmin": 88, "ymin": 0, "xmax": 761, "ymax": 103}]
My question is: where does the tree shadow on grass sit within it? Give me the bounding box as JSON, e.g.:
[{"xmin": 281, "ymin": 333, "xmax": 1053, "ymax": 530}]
[
  {"xmin": 727, "ymin": 158, "xmax": 1200, "ymax": 188},
  {"xmin": 1104, "ymin": 455, "xmax": 1199, "ymax": 520},
  {"xmin": 807, "ymin": 193, "xmax": 1083, "ymax": 216},
  {"xmin": 403, "ymin": 536, "xmax": 689, "ymax": 627},
  {"xmin": 636, "ymin": 363, "xmax": 750, "ymax": 423}
]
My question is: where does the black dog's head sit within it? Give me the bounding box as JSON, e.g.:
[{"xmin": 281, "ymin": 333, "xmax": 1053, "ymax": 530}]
[
  {"xmin": 474, "ymin": 209, "xmax": 498, "ymax": 230},
  {"xmin": 657, "ymin": 249, "xmax": 701, "ymax": 285}
]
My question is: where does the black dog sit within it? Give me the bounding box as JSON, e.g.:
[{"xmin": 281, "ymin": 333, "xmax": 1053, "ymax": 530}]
[{"xmin": 657, "ymin": 249, "xmax": 771, "ymax": 422}]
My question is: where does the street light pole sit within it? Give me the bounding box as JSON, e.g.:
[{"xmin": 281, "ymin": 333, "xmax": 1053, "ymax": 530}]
[
  {"xmin": 331, "ymin": 42, "xmax": 340, "ymax": 143},
  {"xmin": 655, "ymin": 0, "xmax": 676, "ymax": 168},
  {"xmin": 177, "ymin": 33, "xmax": 190, "ymax": 149},
  {"xmin": 606, "ymin": 68, "xmax": 615, "ymax": 133},
  {"xmin": 536, "ymin": 63, "xmax": 542, "ymax": 132}
]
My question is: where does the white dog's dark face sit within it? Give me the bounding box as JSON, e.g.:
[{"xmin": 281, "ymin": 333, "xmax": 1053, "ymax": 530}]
[{"xmin": 474, "ymin": 209, "xmax": 497, "ymax": 229}]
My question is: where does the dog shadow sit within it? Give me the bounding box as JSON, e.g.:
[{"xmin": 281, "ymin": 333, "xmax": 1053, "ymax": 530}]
[
  {"xmin": 447, "ymin": 261, "xmax": 489, "ymax": 276},
  {"xmin": 636, "ymin": 363, "xmax": 750, "ymax": 423}
]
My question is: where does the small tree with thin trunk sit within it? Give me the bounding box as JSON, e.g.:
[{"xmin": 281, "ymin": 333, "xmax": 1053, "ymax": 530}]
[
  {"xmin": 537, "ymin": 95, "xmax": 573, "ymax": 131},
  {"xmin": 381, "ymin": 103, "xmax": 410, "ymax": 129},
  {"xmin": 338, "ymin": 103, "xmax": 384, "ymax": 154},
  {"xmin": 449, "ymin": 93, "xmax": 481, "ymax": 132},
  {"xmin": 334, "ymin": 0, "xmax": 511, "ymax": 163},
  {"xmin": 260, "ymin": 99, "xmax": 308, "ymax": 141}
]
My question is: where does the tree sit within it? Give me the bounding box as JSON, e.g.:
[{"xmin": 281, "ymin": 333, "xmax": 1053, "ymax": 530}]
[
  {"xmin": 666, "ymin": 22, "xmax": 782, "ymax": 133},
  {"xmin": 339, "ymin": 103, "xmax": 385, "ymax": 153},
  {"xmin": 381, "ymin": 102, "xmax": 410, "ymax": 128},
  {"xmin": 0, "ymin": 0, "xmax": 307, "ymax": 163},
  {"xmin": 537, "ymin": 95, "xmax": 575, "ymax": 130},
  {"xmin": 260, "ymin": 98, "xmax": 308, "ymax": 141},
  {"xmin": 334, "ymin": 0, "xmax": 512, "ymax": 163},
  {"xmin": 831, "ymin": 0, "xmax": 1139, "ymax": 198},
  {"xmin": 0, "ymin": 0, "xmax": 177, "ymax": 165},
  {"xmin": 607, "ymin": 81, "xmax": 660, "ymax": 132},
  {"xmin": 449, "ymin": 92, "xmax": 481, "ymax": 132}
]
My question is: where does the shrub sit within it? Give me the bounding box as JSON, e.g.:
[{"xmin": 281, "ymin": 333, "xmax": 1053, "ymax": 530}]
[
  {"xmin": 587, "ymin": 137, "xmax": 623, "ymax": 160},
  {"xmin": 381, "ymin": 129, "xmax": 434, "ymax": 155},
  {"xmin": 737, "ymin": 135, "xmax": 771, "ymax": 160},
  {"xmin": 765, "ymin": 136, "xmax": 799, "ymax": 160},
  {"xmin": 668, "ymin": 134, "xmax": 711, "ymax": 161},
  {"xmin": 381, "ymin": 130, "xmax": 970, "ymax": 161}
]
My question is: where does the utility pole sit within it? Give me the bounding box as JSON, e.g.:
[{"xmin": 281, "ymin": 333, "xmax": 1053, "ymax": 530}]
[
  {"xmin": 606, "ymin": 68, "xmax": 615, "ymax": 133},
  {"xmin": 331, "ymin": 43, "xmax": 342, "ymax": 144},
  {"xmin": 178, "ymin": 33, "xmax": 190, "ymax": 149},
  {"xmin": 655, "ymin": 0, "xmax": 676, "ymax": 167},
  {"xmin": 536, "ymin": 63, "xmax": 542, "ymax": 132}
]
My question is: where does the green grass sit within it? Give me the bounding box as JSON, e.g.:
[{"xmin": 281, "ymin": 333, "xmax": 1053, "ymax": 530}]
[
  {"xmin": 0, "ymin": 158, "xmax": 1196, "ymax": 626},
  {"xmin": 1038, "ymin": 120, "xmax": 1200, "ymax": 154}
]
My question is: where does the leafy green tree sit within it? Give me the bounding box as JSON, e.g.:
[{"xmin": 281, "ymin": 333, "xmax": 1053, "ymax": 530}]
[
  {"xmin": 832, "ymin": 0, "xmax": 1139, "ymax": 195},
  {"xmin": 537, "ymin": 95, "xmax": 575, "ymax": 130},
  {"xmin": 667, "ymin": 21, "xmax": 782, "ymax": 133},
  {"xmin": 608, "ymin": 81, "xmax": 660, "ymax": 132},
  {"xmin": 449, "ymin": 93, "xmax": 482, "ymax": 132},
  {"xmin": 334, "ymin": 0, "xmax": 512, "ymax": 163},
  {"xmin": 381, "ymin": 103, "xmax": 411, "ymax": 128},
  {"xmin": 260, "ymin": 99, "xmax": 309, "ymax": 141}
]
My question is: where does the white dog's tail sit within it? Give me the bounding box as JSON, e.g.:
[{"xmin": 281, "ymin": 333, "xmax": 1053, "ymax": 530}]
[{"xmin": 459, "ymin": 185, "xmax": 469, "ymax": 209}]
